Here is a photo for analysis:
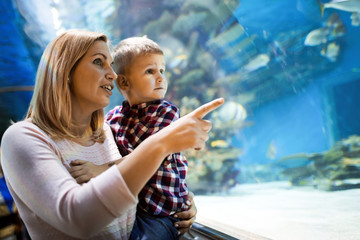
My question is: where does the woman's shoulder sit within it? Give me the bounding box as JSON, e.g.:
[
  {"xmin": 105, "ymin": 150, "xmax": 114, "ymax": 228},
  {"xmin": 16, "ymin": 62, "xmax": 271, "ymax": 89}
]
[
  {"xmin": 3, "ymin": 120, "xmax": 42, "ymax": 137},
  {"xmin": 102, "ymin": 123, "xmax": 117, "ymax": 144},
  {"xmin": 2, "ymin": 119, "xmax": 52, "ymax": 146},
  {"xmin": 1, "ymin": 119, "xmax": 63, "ymax": 161}
]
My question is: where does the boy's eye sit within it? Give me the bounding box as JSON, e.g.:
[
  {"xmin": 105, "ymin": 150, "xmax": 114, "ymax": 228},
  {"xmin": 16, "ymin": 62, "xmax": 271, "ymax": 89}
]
[
  {"xmin": 160, "ymin": 69, "xmax": 165, "ymax": 74},
  {"xmin": 93, "ymin": 58, "xmax": 103, "ymax": 66},
  {"xmin": 146, "ymin": 69, "xmax": 154, "ymax": 74}
]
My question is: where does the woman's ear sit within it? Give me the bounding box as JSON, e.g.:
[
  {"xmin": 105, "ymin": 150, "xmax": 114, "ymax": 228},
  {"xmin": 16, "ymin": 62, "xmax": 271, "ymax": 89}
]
[{"xmin": 116, "ymin": 74, "xmax": 129, "ymax": 90}]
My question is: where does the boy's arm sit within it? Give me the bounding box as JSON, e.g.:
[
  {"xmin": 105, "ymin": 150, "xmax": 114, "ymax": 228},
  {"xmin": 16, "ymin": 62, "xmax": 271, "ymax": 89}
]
[{"xmin": 69, "ymin": 157, "xmax": 126, "ymax": 184}]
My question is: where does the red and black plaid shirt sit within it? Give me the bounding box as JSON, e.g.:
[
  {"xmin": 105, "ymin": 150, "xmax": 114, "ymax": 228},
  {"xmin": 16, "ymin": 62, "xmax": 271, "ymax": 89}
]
[{"xmin": 106, "ymin": 99, "xmax": 188, "ymax": 216}]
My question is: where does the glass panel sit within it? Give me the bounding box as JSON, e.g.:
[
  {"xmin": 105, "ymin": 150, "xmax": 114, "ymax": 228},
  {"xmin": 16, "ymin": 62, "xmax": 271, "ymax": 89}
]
[{"xmin": 3, "ymin": 0, "xmax": 360, "ymax": 239}]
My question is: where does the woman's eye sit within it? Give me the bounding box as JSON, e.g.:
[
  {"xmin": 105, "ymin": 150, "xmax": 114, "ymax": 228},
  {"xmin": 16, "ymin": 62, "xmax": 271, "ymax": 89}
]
[{"xmin": 93, "ymin": 58, "xmax": 103, "ymax": 66}]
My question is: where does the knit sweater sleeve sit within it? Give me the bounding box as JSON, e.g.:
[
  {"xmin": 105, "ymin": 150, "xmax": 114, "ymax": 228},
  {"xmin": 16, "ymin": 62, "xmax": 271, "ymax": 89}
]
[{"xmin": 0, "ymin": 121, "xmax": 137, "ymax": 238}]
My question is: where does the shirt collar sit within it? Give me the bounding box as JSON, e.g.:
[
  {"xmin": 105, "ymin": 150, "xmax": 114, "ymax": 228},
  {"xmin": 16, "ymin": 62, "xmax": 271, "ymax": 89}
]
[{"xmin": 122, "ymin": 99, "xmax": 163, "ymax": 114}]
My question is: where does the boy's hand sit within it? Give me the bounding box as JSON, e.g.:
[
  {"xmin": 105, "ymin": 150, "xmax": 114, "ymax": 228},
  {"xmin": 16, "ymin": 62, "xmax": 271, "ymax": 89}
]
[{"xmin": 69, "ymin": 160, "xmax": 109, "ymax": 184}]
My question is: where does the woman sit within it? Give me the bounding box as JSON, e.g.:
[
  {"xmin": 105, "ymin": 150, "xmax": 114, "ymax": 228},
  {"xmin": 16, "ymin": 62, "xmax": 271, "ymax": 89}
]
[{"xmin": 0, "ymin": 29, "xmax": 224, "ymax": 239}]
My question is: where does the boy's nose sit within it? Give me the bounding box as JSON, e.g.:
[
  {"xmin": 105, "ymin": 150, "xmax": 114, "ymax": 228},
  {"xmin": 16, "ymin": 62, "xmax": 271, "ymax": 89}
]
[{"xmin": 157, "ymin": 74, "xmax": 164, "ymax": 82}]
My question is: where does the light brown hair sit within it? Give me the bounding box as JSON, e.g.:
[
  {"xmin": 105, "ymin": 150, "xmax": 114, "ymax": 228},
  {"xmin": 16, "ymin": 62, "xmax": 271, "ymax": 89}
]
[
  {"xmin": 112, "ymin": 36, "xmax": 164, "ymax": 76},
  {"xmin": 26, "ymin": 29, "xmax": 108, "ymax": 142}
]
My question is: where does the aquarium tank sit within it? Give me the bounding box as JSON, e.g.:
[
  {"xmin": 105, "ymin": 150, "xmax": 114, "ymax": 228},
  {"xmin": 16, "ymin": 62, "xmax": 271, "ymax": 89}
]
[{"xmin": 1, "ymin": 0, "xmax": 360, "ymax": 239}]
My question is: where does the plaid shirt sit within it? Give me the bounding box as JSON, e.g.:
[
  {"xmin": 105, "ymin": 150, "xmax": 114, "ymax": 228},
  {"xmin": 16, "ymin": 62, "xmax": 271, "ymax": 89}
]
[{"xmin": 106, "ymin": 99, "xmax": 188, "ymax": 216}]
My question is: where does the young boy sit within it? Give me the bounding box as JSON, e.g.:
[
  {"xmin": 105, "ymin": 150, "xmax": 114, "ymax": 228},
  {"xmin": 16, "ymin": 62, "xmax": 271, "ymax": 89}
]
[
  {"xmin": 110, "ymin": 36, "xmax": 188, "ymax": 239},
  {"xmin": 72, "ymin": 36, "xmax": 188, "ymax": 239}
]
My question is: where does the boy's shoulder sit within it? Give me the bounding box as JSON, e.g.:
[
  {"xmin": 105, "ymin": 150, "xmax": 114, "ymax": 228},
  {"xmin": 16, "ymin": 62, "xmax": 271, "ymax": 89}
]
[
  {"xmin": 150, "ymin": 100, "xmax": 180, "ymax": 121},
  {"xmin": 158, "ymin": 99, "xmax": 178, "ymax": 110},
  {"xmin": 151, "ymin": 100, "xmax": 180, "ymax": 115},
  {"xmin": 105, "ymin": 104, "xmax": 124, "ymax": 123}
]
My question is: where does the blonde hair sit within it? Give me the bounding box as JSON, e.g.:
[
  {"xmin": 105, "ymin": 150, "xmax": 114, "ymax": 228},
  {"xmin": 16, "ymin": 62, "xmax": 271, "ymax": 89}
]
[
  {"xmin": 112, "ymin": 36, "xmax": 163, "ymax": 75},
  {"xmin": 27, "ymin": 29, "xmax": 108, "ymax": 142}
]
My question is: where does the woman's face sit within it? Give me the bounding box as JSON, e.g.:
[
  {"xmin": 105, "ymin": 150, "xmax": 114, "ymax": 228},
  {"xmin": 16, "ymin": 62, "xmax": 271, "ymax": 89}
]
[{"xmin": 70, "ymin": 40, "xmax": 117, "ymax": 116}]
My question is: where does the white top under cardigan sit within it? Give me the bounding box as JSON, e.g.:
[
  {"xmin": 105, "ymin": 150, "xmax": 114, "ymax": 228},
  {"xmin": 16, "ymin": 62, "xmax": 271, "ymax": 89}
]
[{"xmin": 0, "ymin": 120, "xmax": 137, "ymax": 239}]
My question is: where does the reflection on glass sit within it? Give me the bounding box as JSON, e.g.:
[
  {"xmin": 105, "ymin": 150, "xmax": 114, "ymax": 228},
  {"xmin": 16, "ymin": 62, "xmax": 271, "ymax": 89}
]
[{"xmin": 3, "ymin": 0, "xmax": 360, "ymax": 239}]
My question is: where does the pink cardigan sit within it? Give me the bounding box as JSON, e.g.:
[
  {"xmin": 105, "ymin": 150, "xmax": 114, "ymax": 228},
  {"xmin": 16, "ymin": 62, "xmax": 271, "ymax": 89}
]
[{"xmin": 1, "ymin": 120, "xmax": 137, "ymax": 239}]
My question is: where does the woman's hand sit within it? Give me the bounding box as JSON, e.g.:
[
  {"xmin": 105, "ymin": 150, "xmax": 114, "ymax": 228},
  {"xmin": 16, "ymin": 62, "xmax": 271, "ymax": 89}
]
[
  {"xmin": 154, "ymin": 98, "xmax": 225, "ymax": 155},
  {"xmin": 174, "ymin": 192, "xmax": 197, "ymax": 236}
]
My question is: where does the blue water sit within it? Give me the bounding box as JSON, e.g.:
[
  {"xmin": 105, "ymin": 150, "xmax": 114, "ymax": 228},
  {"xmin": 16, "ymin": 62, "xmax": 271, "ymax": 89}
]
[
  {"xmin": 230, "ymin": 0, "xmax": 360, "ymax": 168},
  {"xmin": 1, "ymin": 0, "xmax": 360, "ymax": 185}
]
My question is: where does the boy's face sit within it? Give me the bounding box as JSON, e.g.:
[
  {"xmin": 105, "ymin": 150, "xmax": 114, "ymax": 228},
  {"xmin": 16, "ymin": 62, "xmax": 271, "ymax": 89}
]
[{"xmin": 123, "ymin": 53, "xmax": 167, "ymax": 106}]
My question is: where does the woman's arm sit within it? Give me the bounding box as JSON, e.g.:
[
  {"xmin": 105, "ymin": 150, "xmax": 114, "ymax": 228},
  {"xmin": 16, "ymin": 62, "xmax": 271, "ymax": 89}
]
[
  {"xmin": 0, "ymin": 121, "xmax": 137, "ymax": 238},
  {"xmin": 117, "ymin": 98, "xmax": 224, "ymax": 196},
  {"xmin": 69, "ymin": 98, "xmax": 224, "ymax": 191},
  {"xmin": 70, "ymin": 98, "xmax": 224, "ymax": 191}
]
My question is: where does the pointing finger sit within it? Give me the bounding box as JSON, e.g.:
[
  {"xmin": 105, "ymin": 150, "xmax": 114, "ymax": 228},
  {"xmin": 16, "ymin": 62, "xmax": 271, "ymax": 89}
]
[{"xmin": 191, "ymin": 98, "xmax": 224, "ymax": 120}]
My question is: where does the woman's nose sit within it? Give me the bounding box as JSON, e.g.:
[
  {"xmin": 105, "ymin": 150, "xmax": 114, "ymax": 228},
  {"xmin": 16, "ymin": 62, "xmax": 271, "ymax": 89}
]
[{"xmin": 106, "ymin": 68, "xmax": 117, "ymax": 81}]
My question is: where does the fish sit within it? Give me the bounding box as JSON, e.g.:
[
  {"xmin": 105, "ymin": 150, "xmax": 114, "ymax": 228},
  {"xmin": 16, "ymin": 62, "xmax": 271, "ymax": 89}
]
[
  {"xmin": 304, "ymin": 27, "xmax": 330, "ymax": 46},
  {"xmin": 206, "ymin": 24, "xmax": 245, "ymax": 49},
  {"xmin": 242, "ymin": 54, "xmax": 270, "ymax": 73},
  {"xmin": 331, "ymin": 24, "xmax": 346, "ymax": 38},
  {"xmin": 210, "ymin": 140, "xmax": 229, "ymax": 148},
  {"xmin": 277, "ymin": 153, "xmax": 312, "ymax": 168},
  {"xmin": 215, "ymin": 101, "xmax": 247, "ymax": 124},
  {"xmin": 321, "ymin": 42, "xmax": 340, "ymax": 62},
  {"xmin": 317, "ymin": 0, "xmax": 360, "ymax": 16},
  {"xmin": 168, "ymin": 54, "xmax": 188, "ymax": 69},
  {"xmin": 266, "ymin": 141, "xmax": 277, "ymax": 160},
  {"xmin": 351, "ymin": 12, "xmax": 360, "ymax": 26},
  {"xmin": 304, "ymin": 13, "xmax": 345, "ymax": 46},
  {"xmin": 325, "ymin": 10, "xmax": 342, "ymax": 27}
]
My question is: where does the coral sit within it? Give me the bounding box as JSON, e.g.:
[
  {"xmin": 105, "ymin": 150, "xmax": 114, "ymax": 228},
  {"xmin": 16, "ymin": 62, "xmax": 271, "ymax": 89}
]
[{"xmin": 279, "ymin": 135, "xmax": 360, "ymax": 191}]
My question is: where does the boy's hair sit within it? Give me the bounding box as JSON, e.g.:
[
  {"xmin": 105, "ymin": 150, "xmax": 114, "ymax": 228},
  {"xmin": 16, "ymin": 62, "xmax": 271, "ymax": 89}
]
[
  {"xmin": 27, "ymin": 29, "xmax": 108, "ymax": 142},
  {"xmin": 112, "ymin": 36, "xmax": 163, "ymax": 75}
]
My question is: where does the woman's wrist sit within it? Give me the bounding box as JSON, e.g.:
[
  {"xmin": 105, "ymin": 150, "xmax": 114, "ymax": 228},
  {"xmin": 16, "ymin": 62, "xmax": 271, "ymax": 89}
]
[{"xmin": 146, "ymin": 131, "xmax": 171, "ymax": 157}]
